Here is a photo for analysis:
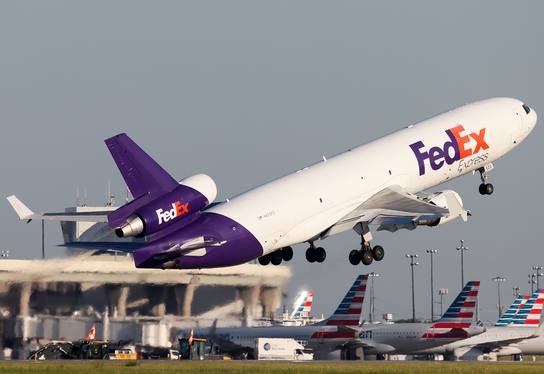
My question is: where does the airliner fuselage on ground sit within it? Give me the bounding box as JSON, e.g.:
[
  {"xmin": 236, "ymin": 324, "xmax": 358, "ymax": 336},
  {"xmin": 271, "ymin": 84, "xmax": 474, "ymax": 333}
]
[
  {"xmin": 351, "ymin": 281, "xmax": 484, "ymax": 355},
  {"xmin": 8, "ymin": 98, "xmax": 537, "ymax": 269},
  {"xmin": 410, "ymin": 289, "xmax": 544, "ymax": 360},
  {"xmin": 184, "ymin": 275, "xmax": 367, "ymax": 359}
]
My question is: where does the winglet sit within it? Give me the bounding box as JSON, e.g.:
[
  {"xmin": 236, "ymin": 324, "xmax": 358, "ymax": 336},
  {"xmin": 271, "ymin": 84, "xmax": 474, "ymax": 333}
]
[
  {"xmin": 531, "ymin": 321, "xmax": 544, "ymax": 338},
  {"xmin": 6, "ymin": 195, "xmax": 34, "ymax": 221}
]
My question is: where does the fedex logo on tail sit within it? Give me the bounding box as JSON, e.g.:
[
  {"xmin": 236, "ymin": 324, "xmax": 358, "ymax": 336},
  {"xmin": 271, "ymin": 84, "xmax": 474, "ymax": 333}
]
[
  {"xmin": 409, "ymin": 125, "xmax": 489, "ymax": 176},
  {"xmin": 156, "ymin": 201, "xmax": 189, "ymax": 224}
]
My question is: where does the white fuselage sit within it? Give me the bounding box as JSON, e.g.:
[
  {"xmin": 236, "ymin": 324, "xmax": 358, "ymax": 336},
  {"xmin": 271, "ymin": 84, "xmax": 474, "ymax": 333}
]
[
  {"xmin": 193, "ymin": 324, "xmax": 358, "ymax": 355},
  {"xmin": 209, "ymin": 98, "xmax": 536, "ymax": 255},
  {"xmin": 414, "ymin": 326, "xmax": 544, "ymax": 358},
  {"xmin": 356, "ymin": 323, "xmax": 482, "ymax": 355}
]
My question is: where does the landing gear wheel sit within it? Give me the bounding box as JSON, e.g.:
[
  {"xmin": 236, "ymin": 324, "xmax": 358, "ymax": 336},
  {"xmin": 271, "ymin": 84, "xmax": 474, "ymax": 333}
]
[
  {"xmin": 315, "ymin": 247, "xmax": 326, "ymax": 263},
  {"xmin": 306, "ymin": 247, "xmax": 316, "ymax": 263},
  {"xmin": 258, "ymin": 255, "xmax": 270, "ymax": 266},
  {"xmin": 485, "ymin": 183, "xmax": 494, "ymax": 195},
  {"xmin": 479, "ymin": 183, "xmax": 494, "ymax": 195},
  {"xmin": 270, "ymin": 251, "xmax": 283, "ymax": 266},
  {"xmin": 349, "ymin": 250, "xmax": 361, "ymax": 265},
  {"xmin": 372, "ymin": 245, "xmax": 385, "ymax": 261},
  {"xmin": 361, "ymin": 250, "xmax": 373, "ymax": 266},
  {"xmin": 281, "ymin": 246, "xmax": 293, "ymax": 262}
]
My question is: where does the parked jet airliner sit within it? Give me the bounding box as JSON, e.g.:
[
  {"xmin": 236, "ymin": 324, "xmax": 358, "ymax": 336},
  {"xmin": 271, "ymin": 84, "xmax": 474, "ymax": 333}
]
[
  {"xmin": 349, "ymin": 281, "xmax": 485, "ymax": 356},
  {"xmin": 183, "ymin": 275, "xmax": 367, "ymax": 359},
  {"xmin": 7, "ymin": 98, "xmax": 536, "ymax": 270},
  {"xmin": 412, "ymin": 289, "xmax": 544, "ymax": 361}
]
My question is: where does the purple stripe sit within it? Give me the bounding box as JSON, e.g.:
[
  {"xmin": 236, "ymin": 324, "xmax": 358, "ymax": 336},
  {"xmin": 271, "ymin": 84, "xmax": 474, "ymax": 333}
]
[{"xmin": 133, "ymin": 212, "xmax": 263, "ymax": 269}]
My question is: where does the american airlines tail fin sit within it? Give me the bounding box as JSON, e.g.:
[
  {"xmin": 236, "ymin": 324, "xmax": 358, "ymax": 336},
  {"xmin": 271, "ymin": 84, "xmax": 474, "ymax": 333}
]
[
  {"xmin": 510, "ymin": 289, "xmax": 544, "ymax": 326},
  {"xmin": 316, "ymin": 274, "xmax": 367, "ymax": 327},
  {"xmin": 495, "ymin": 294, "xmax": 530, "ymax": 326},
  {"xmin": 291, "ymin": 291, "xmax": 313, "ymax": 319},
  {"xmin": 431, "ymin": 281, "xmax": 480, "ymax": 329}
]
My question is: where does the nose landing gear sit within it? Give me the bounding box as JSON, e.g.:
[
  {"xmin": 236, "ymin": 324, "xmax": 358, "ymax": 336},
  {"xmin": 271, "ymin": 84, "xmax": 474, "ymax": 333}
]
[{"xmin": 477, "ymin": 165, "xmax": 494, "ymax": 195}]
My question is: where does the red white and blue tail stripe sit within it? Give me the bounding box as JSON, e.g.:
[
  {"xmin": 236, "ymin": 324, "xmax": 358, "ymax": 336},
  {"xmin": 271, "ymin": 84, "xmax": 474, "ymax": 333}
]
[
  {"xmin": 325, "ymin": 274, "xmax": 368, "ymax": 326},
  {"xmin": 431, "ymin": 281, "xmax": 479, "ymax": 330},
  {"xmin": 510, "ymin": 289, "xmax": 544, "ymax": 326},
  {"xmin": 421, "ymin": 281, "xmax": 479, "ymax": 339},
  {"xmin": 291, "ymin": 291, "xmax": 313, "ymax": 319},
  {"xmin": 495, "ymin": 295, "xmax": 530, "ymax": 327}
]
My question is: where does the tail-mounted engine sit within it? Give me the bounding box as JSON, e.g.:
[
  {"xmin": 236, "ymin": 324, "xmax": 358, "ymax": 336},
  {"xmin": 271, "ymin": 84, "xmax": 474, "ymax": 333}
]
[{"xmin": 111, "ymin": 174, "xmax": 217, "ymax": 238}]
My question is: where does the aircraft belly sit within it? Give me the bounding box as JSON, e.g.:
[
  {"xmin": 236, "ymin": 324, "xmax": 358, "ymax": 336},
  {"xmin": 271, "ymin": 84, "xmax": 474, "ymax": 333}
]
[{"xmin": 132, "ymin": 212, "xmax": 263, "ymax": 269}]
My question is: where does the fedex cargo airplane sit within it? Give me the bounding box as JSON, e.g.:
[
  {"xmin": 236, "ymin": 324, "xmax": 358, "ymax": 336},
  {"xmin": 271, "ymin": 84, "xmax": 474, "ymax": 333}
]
[{"xmin": 7, "ymin": 98, "xmax": 536, "ymax": 270}]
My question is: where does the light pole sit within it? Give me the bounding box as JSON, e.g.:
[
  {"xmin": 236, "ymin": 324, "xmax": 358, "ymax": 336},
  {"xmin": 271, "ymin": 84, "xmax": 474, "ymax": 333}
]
[
  {"xmin": 493, "ymin": 277, "xmax": 505, "ymax": 319},
  {"xmin": 369, "ymin": 272, "xmax": 379, "ymax": 323},
  {"xmin": 426, "ymin": 250, "xmax": 437, "ymax": 322},
  {"xmin": 456, "ymin": 240, "xmax": 468, "ymax": 288},
  {"xmin": 513, "ymin": 287, "xmax": 520, "ymax": 298},
  {"xmin": 533, "ymin": 267, "xmax": 543, "ymax": 290},
  {"xmin": 529, "ymin": 274, "xmax": 537, "ymax": 294},
  {"xmin": 438, "ymin": 288, "xmax": 448, "ymax": 316},
  {"xmin": 407, "ymin": 254, "xmax": 419, "ymax": 322}
]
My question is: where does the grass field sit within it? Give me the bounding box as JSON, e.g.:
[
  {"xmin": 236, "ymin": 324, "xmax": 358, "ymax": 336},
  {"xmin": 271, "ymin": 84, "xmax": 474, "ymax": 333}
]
[{"xmin": 1, "ymin": 361, "xmax": 544, "ymax": 374}]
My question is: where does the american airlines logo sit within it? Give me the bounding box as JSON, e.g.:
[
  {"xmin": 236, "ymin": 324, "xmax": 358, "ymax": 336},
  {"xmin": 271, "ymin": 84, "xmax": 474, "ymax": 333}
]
[
  {"xmin": 156, "ymin": 201, "xmax": 189, "ymax": 224},
  {"xmin": 409, "ymin": 125, "xmax": 489, "ymax": 176}
]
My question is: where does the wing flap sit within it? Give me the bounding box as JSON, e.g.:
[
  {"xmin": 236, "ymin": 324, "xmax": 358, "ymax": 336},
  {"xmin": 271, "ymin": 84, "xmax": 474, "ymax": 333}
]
[{"xmin": 321, "ymin": 186, "xmax": 449, "ymax": 238}]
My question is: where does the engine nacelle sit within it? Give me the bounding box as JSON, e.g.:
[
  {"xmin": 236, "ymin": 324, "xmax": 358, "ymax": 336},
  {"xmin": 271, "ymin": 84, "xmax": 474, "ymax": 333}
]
[
  {"xmin": 115, "ymin": 174, "xmax": 217, "ymax": 238},
  {"xmin": 451, "ymin": 346, "xmax": 496, "ymax": 361},
  {"xmin": 418, "ymin": 190, "xmax": 466, "ymax": 227}
]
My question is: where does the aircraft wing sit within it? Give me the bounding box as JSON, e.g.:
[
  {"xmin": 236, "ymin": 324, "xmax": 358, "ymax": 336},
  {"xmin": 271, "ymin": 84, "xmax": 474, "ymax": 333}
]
[
  {"xmin": 321, "ymin": 186, "xmax": 465, "ymax": 239},
  {"xmin": 470, "ymin": 322, "xmax": 544, "ymax": 351},
  {"xmin": 7, "ymin": 195, "xmax": 110, "ymax": 223}
]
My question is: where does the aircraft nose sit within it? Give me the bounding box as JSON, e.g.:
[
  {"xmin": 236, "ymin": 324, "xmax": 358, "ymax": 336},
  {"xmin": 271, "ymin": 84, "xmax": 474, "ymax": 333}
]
[{"xmin": 528, "ymin": 106, "xmax": 537, "ymax": 132}]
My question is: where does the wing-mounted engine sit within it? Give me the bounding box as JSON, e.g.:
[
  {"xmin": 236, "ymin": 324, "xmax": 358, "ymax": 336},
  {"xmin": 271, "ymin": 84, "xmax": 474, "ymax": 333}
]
[
  {"xmin": 417, "ymin": 190, "xmax": 469, "ymax": 227},
  {"xmin": 110, "ymin": 174, "xmax": 217, "ymax": 238}
]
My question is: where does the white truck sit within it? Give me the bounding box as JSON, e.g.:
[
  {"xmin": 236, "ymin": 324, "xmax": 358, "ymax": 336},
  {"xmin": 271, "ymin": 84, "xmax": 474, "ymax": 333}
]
[{"xmin": 254, "ymin": 338, "xmax": 312, "ymax": 361}]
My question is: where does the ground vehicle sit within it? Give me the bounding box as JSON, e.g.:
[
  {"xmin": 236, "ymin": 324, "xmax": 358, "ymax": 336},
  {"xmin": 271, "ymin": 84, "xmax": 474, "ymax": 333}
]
[
  {"xmin": 29, "ymin": 340, "xmax": 134, "ymax": 360},
  {"xmin": 255, "ymin": 338, "xmax": 308, "ymax": 360},
  {"xmin": 178, "ymin": 337, "xmax": 231, "ymax": 360}
]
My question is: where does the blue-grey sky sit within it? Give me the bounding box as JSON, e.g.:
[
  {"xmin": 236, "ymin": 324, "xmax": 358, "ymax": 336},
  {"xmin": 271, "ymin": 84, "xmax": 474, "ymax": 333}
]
[{"xmin": 2, "ymin": 1, "xmax": 543, "ymax": 324}]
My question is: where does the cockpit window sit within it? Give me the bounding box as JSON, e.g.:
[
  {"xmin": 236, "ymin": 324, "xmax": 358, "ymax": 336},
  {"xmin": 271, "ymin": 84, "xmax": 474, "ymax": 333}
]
[{"xmin": 523, "ymin": 104, "xmax": 531, "ymax": 115}]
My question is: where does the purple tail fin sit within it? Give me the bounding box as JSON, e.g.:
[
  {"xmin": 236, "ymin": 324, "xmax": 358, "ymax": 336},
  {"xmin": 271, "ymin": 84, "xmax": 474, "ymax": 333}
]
[{"xmin": 105, "ymin": 133, "xmax": 178, "ymax": 199}]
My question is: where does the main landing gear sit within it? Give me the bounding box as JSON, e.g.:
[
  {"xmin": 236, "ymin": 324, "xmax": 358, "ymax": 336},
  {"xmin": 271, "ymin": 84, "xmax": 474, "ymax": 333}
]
[
  {"xmin": 258, "ymin": 246, "xmax": 293, "ymax": 266},
  {"xmin": 349, "ymin": 236, "xmax": 384, "ymax": 266},
  {"xmin": 477, "ymin": 166, "xmax": 494, "ymax": 195},
  {"xmin": 305, "ymin": 243, "xmax": 326, "ymax": 263}
]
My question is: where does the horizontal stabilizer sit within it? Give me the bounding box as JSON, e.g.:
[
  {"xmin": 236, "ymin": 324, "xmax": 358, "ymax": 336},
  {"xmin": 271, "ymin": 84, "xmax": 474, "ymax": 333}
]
[
  {"xmin": 59, "ymin": 241, "xmax": 144, "ymax": 253},
  {"xmin": 7, "ymin": 195, "xmax": 110, "ymax": 222},
  {"xmin": 7, "ymin": 195, "xmax": 34, "ymax": 220}
]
